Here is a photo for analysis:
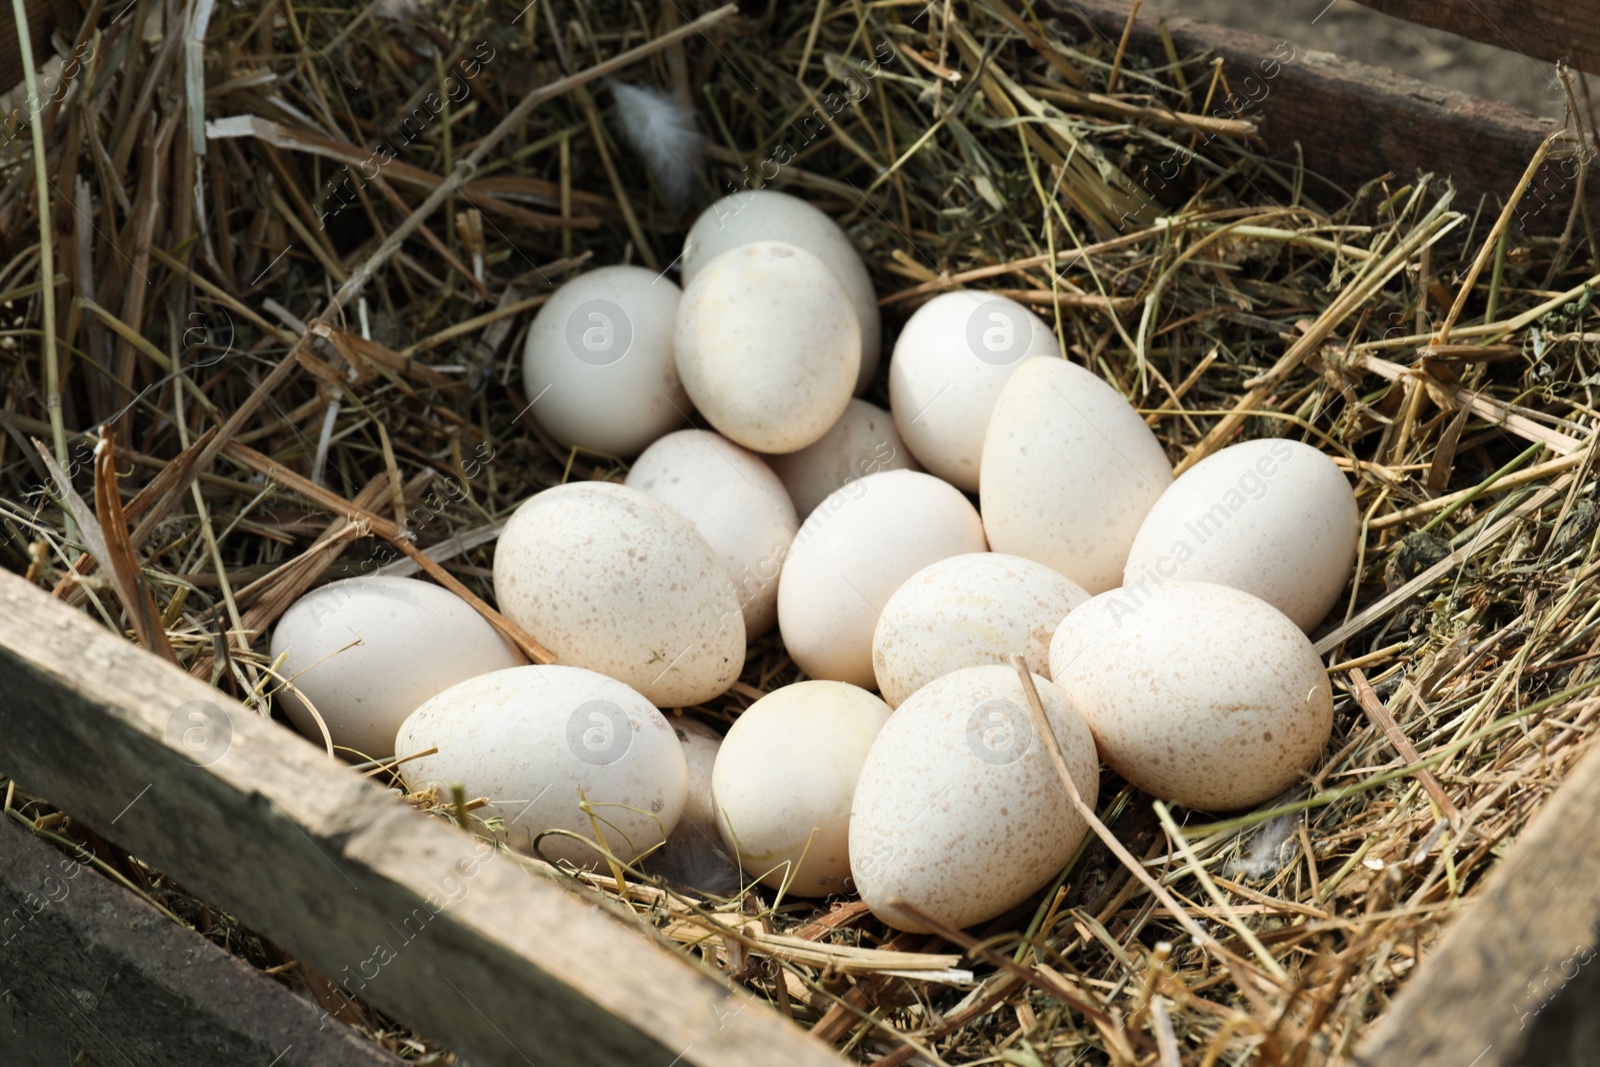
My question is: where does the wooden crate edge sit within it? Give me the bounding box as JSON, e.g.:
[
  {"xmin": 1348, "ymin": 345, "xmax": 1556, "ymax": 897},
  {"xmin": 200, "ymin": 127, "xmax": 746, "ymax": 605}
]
[
  {"xmin": 1055, "ymin": 0, "xmax": 1589, "ymax": 234},
  {"xmin": 0, "ymin": 569, "xmax": 842, "ymax": 1067}
]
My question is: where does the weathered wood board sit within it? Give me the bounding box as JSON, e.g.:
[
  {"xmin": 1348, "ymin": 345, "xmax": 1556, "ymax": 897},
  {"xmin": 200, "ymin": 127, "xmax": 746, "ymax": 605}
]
[
  {"xmin": 1056, "ymin": 0, "xmax": 1591, "ymax": 233},
  {"xmin": 1354, "ymin": 732, "xmax": 1600, "ymax": 1064},
  {"xmin": 0, "ymin": 569, "xmax": 842, "ymax": 1067},
  {"xmin": 1357, "ymin": 0, "xmax": 1600, "ymax": 76},
  {"xmin": 0, "ymin": 813, "xmax": 404, "ymax": 1067}
]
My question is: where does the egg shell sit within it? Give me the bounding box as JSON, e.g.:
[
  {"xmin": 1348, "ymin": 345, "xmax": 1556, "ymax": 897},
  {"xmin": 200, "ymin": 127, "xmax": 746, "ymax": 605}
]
[
  {"xmin": 1123, "ymin": 439, "xmax": 1360, "ymax": 632},
  {"xmin": 888, "ymin": 291, "xmax": 1057, "ymax": 491},
  {"xmin": 711, "ymin": 681, "xmax": 892, "ymax": 896},
  {"xmin": 979, "ymin": 356, "xmax": 1174, "ymax": 594},
  {"xmin": 624, "ymin": 430, "xmax": 797, "ymax": 637},
  {"xmin": 521, "ymin": 266, "xmax": 689, "ymax": 458},
  {"xmin": 872, "ymin": 553, "xmax": 1090, "ymax": 708},
  {"xmin": 682, "ymin": 189, "xmax": 881, "ymax": 393},
  {"xmin": 646, "ymin": 717, "xmax": 744, "ymax": 895},
  {"xmin": 675, "ymin": 242, "xmax": 860, "ymax": 453},
  {"xmin": 848, "ymin": 665, "xmax": 1100, "ymax": 933},
  {"xmin": 763, "ymin": 399, "xmax": 920, "ymax": 521},
  {"xmin": 269, "ymin": 575, "xmax": 524, "ymax": 759},
  {"xmin": 778, "ymin": 469, "xmax": 988, "ymax": 688},
  {"xmin": 1049, "ymin": 581, "xmax": 1333, "ymax": 811},
  {"xmin": 493, "ymin": 481, "xmax": 745, "ymax": 707},
  {"xmin": 395, "ymin": 665, "xmax": 688, "ymax": 868},
  {"xmin": 667, "ymin": 716, "xmax": 722, "ymax": 842}
]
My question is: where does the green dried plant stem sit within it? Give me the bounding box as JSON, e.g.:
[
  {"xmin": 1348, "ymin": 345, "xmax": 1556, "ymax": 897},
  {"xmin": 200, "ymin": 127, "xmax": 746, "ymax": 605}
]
[
  {"xmin": 10, "ymin": 0, "xmax": 68, "ymax": 497},
  {"xmin": 1416, "ymin": 440, "xmax": 1546, "ymax": 536}
]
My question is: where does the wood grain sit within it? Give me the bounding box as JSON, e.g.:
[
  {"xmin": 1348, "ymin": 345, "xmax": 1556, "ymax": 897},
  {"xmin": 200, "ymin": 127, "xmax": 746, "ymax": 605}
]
[
  {"xmin": 1052, "ymin": 0, "xmax": 1592, "ymax": 234},
  {"xmin": 1355, "ymin": 731, "xmax": 1600, "ymax": 1064},
  {"xmin": 0, "ymin": 569, "xmax": 841, "ymax": 1067},
  {"xmin": 1357, "ymin": 0, "xmax": 1600, "ymax": 75},
  {"xmin": 0, "ymin": 814, "xmax": 402, "ymax": 1067}
]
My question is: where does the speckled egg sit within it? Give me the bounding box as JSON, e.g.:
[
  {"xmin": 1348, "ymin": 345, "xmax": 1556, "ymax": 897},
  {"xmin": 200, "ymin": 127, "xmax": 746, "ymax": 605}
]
[
  {"xmin": 980, "ymin": 356, "xmax": 1174, "ymax": 594},
  {"xmin": 675, "ymin": 241, "xmax": 860, "ymax": 453},
  {"xmin": 648, "ymin": 717, "xmax": 743, "ymax": 895},
  {"xmin": 681, "ymin": 190, "xmax": 881, "ymax": 393},
  {"xmin": 849, "ymin": 665, "xmax": 1100, "ymax": 932},
  {"xmin": 888, "ymin": 291, "xmax": 1057, "ymax": 491},
  {"xmin": 763, "ymin": 399, "xmax": 919, "ymax": 521},
  {"xmin": 395, "ymin": 665, "xmax": 689, "ymax": 868},
  {"xmin": 521, "ymin": 265, "xmax": 689, "ymax": 458},
  {"xmin": 624, "ymin": 430, "xmax": 798, "ymax": 637},
  {"xmin": 666, "ymin": 716, "xmax": 722, "ymax": 841},
  {"xmin": 493, "ymin": 481, "xmax": 744, "ymax": 707},
  {"xmin": 1049, "ymin": 581, "xmax": 1333, "ymax": 811},
  {"xmin": 712, "ymin": 681, "xmax": 892, "ymax": 896},
  {"xmin": 872, "ymin": 553, "xmax": 1090, "ymax": 708},
  {"xmin": 1123, "ymin": 439, "xmax": 1360, "ymax": 632},
  {"xmin": 778, "ymin": 470, "xmax": 988, "ymax": 688},
  {"xmin": 270, "ymin": 575, "xmax": 524, "ymax": 760}
]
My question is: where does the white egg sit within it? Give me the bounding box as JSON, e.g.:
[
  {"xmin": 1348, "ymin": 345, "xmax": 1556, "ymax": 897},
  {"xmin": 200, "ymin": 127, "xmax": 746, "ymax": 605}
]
[
  {"xmin": 682, "ymin": 189, "xmax": 881, "ymax": 393},
  {"xmin": 1123, "ymin": 439, "xmax": 1360, "ymax": 632},
  {"xmin": 675, "ymin": 242, "xmax": 860, "ymax": 453},
  {"xmin": 872, "ymin": 553, "xmax": 1089, "ymax": 708},
  {"xmin": 521, "ymin": 266, "xmax": 689, "ymax": 458},
  {"xmin": 849, "ymin": 665, "xmax": 1099, "ymax": 933},
  {"xmin": 395, "ymin": 665, "xmax": 688, "ymax": 869},
  {"xmin": 269, "ymin": 575, "xmax": 524, "ymax": 760},
  {"xmin": 888, "ymin": 291, "xmax": 1057, "ymax": 491},
  {"xmin": 980, "ymin": 356, "xmax": 1173, "ymax": 594},
  {"xmin": 647, "ymin": 717, "xmax": 744, "ymax": 895},
  {"xmin": 1049, "ymin": 581, "xmax": 1333, "ymax": 811},
  {"xmin": 667, "ymin": 716, "xmax": 722, "ymax": 841},
  {"xmin": 711, "ymin": 681, "xmax": 892, "ymax": 896},
  {"xmin": 493, "ymin": 481, "xmax": 745, "ymax": 707},
  {"xmin": 778, "ymin": 470, "xmax": 987, "ymax": 688},
  {"xmin": 763, "ymin": 399, "xmax": 919, "ymax": 521},
  {"xmin": 625, "ymin": 430, "xmax": 798, "ymax": 637}
]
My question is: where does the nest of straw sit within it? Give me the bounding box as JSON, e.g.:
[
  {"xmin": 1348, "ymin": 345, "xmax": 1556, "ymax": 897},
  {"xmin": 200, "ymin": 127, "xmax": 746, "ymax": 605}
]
[{"xmin": 3, "ymin": 0, "xmax": 1599, "ymax": 1063}]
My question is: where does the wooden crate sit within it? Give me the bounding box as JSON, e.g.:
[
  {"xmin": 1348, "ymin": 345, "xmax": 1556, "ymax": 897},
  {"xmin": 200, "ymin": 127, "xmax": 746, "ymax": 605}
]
[
  {"xmin": 2, "ymin": 2, "xmax": 1596, "ymax": 1064},
  {"xmin": 1059, "ymin": 0, "xmax": 1595, "ymax": 235},
  {"xmin": 0, "ymin": 568, "xmax": 838, "ymax": 1067}
]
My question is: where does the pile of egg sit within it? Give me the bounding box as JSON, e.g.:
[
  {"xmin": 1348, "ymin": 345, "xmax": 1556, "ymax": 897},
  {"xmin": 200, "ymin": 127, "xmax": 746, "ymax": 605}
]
[{"xmin": 270, "ymin": 190, "xmax": 1358, "ymax": 933}]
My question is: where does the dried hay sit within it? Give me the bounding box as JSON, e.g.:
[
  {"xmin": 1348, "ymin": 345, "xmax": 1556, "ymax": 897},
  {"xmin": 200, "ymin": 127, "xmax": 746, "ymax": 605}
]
[{"xmin": 2, "ymin": 0, "xmax": 1599, "ymax": 1063}]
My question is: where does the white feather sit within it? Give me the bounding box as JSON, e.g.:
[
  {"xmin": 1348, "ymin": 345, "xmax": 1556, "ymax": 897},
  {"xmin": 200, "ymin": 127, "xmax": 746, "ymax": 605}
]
[
  {"xmin": 610, "ymin": 81, "xmax": 703, "ymax": 213},
  {"xmin": 374, "ymin": 0, "xmax": 422, "ymax": 20},
  {"xmin": 1227, "ymin": 811, "xmax": 1301, "ymax": 882},
  {"xmin": 646, "ymin": 829, "xmax": 744, "ymax": 897}
]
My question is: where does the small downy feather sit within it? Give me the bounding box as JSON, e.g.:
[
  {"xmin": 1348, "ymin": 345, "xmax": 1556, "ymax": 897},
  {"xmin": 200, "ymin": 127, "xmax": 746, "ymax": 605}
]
[
  {"xmin": 1227, "ymin": 810, "xmax": 1301, "ymax": 882},
  {"xmin": 646, "ymin": 829, "xmax": 744, "ymax": 897},
  {"xmin": 610, "ymin": 80, "xmax": 703, "ymax": 214}
]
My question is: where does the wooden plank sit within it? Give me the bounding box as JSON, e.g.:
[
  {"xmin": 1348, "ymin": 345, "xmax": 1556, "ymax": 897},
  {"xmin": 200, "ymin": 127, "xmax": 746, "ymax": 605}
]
[
  {"xmin": 1357, "ymin": 0, "xmax": 1600, "ymax": 76},
  {"xmin": 1053, "ymin": 0, "xmax": 1591, "ymax": 233},
  {"xmin": 0, "ymin": 569, "xmax": 842, "ymax": 1067},
  {"xmin": 0, "ymin": 814, "xmax": 403, "ymax": 1067},
  {"xmin": 1355, "ymin": 735, "xmax": 1600, "ymax": 1064}
]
